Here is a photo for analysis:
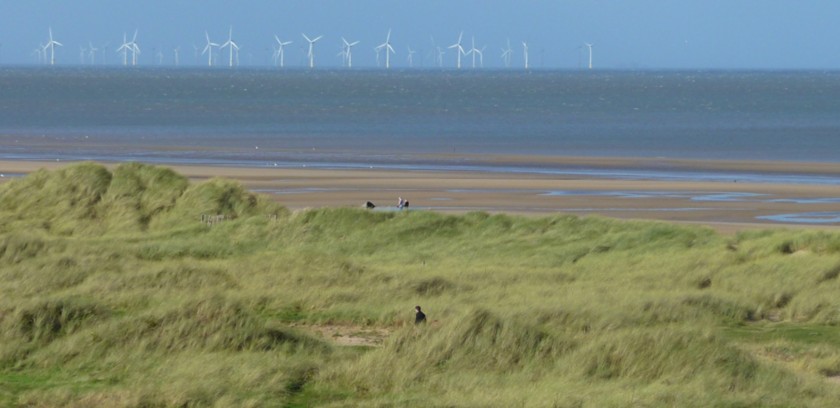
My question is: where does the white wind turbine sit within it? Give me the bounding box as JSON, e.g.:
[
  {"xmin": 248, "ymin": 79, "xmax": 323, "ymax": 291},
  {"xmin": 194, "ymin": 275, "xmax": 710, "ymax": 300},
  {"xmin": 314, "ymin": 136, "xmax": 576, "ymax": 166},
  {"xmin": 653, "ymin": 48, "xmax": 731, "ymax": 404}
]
[
  {"xmin": 45, "ymin": 28, "xmax": 63, "ymax": 65},
  {"xmin": 116, "ymin": 33, "xmax": 131, "ymax": 66},
  {"xmin": 522, "ymin": 41, "xmax": 529, "ymax": 70},
  {"xmin": 448, "ymin": 31, "xmax": 466, "ymax": 69},
  {"xmin": 221, "ymin": 27, "xmax": 240, "ymax": 68},
  {"xmin": 202, "ymin": 31, "xmax": 219, "ymax": 67},
  {"xmin": 302, "ymin": 33, "xmax": 322, "ymax": 68},
  {"xmin": 406, "ymin": 46, "xmax": 416, "ymax": 67},
  {"xmin": 467, "ymin": 36, "xmax": 480, "ymax": 68},
  {"xmin": 88, "ymin": 42, "xmax": 98, "ymax": 65},
  {"xmin": 33, "ymin": 45, "xmax": 45, "ymax": 64},
  {"xmin": 274, "ymin": 36, "xmax": 292, "ymax": 68},
  {"xmin": 341, "ymin": 37, "xmax": 360, "ymax": 68},
  {"xmin": 585, "ymin": 43, "xmax": 593, "ymax": 69},
  {"xmin": 430, "ymin": 36, "xmax": 445, "ymax": 68},
  {"xmin": 128, "ymin": 30, "xmax": 140, "ymax": 66},
  {"xmin": 173, "ymin": 47, "xmax": 180, "ymax": 66},
  {"xmin": 375, "ymin": 29, "xmax": 395, "ymax": 69},
  {"xmin": 501, "ymin": 39, "xmax": 513, "ymax": 68}
]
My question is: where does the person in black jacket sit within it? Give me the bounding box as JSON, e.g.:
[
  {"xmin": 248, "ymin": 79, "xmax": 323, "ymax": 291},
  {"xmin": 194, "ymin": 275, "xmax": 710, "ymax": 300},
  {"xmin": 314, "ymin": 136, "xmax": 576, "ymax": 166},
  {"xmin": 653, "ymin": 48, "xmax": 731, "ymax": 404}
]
[{"xmin": 415, "ymin": 305, "xmax": 426, "ymax": 325}]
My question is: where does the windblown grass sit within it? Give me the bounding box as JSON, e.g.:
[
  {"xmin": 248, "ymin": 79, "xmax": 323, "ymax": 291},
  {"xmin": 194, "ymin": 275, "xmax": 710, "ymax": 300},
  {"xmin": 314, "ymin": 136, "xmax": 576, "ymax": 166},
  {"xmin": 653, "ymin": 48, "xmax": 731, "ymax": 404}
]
[{"xmin": 1, "ymin": 162, "xmax": 839, "ymax": 406}]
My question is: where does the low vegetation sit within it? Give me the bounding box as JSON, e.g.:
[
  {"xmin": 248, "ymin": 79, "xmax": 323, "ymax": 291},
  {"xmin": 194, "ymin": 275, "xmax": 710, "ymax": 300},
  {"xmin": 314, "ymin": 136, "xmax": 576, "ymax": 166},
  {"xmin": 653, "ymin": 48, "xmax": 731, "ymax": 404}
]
[{"xmin": 1, "ymin": 162, "xmax": 839, "ymax": 406}]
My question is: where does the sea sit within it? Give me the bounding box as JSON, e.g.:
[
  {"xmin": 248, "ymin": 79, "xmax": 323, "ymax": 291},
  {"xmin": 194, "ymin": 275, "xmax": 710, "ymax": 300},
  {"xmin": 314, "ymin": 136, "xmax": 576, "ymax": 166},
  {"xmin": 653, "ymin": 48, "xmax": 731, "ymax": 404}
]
[{"xmin": 1, "ymin": 67, "xmax": 839, "ymax": 178}]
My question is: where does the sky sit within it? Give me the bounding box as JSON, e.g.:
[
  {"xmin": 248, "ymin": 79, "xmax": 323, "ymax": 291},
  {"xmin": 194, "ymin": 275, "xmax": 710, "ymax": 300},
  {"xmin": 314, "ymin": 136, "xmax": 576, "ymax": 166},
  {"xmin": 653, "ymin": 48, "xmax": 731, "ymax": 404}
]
[{"xmin": 1, "ymin": 0, "xmax": 839, "ymax": 70}]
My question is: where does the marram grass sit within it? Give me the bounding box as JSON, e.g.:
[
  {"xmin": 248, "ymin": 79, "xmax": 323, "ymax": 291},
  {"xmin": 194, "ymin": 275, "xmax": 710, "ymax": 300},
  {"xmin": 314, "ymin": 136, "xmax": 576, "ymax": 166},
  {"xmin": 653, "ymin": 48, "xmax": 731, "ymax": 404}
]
[{"xmin": 1, "ymin": 162, "xmax": 839, "ymax": 406}]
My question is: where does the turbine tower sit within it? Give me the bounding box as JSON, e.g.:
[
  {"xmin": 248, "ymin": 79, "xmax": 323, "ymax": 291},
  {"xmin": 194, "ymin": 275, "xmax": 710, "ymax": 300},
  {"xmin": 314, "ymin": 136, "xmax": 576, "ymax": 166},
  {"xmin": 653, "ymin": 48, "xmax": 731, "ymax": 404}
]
[
  {"xmin": 174, "ymin": 47, "xmax": 180, "ymax": 66},
  {"xmin": 406, "ymin": 46, "xmax": 416, "ymax": 67},
  {"xmin": 88, "ymin": 42, "xmax": 98, "ymax": 65},
  {"xmin": 302, "ymin": 33, "xmax": 323, "ymax": 68},
  {"xmin": 33, "ymin": 44, "xmax": 46, "ymax": 64},
  {"xmin": 45, "ymin": 28, "xmax": 63, "ymax": 65},
  {"xmin": 501, "ymin": 39, "xmax": 513, "ymax": 68},
  {"xmin": 202, "ymin": 31, "xmax": 219, "ymax": 67},
  {"xmin": 375, "ymin": 29, "xmax": 395, "ymax": 69},
  {"xmin": 522, "ymin": 41, "xmax": 529, "ymax": 70},
  {"xmin": 448, "ymin": 32, "xmax": 466, "ymax": 69},
  {"xmin": 221, "ymin": 27, "xmax": 240, "ymax": 68},
  {"xmin": 342, "ymin": 37, "xmax": 360, "ymax": 68},
  {"xmin": 274, "ymin": 36, "xmax": 292, "ymax": 68},
  {"xmin": 468, "ymin": 37, "xmax": 479, "ymax": 68},
  {"xmin": 128, "ymin": 30, "xmax": 140, "ymax": 66},
  {"xmin": 585, "ymin": 43, "xmax": 593, "ymax": 69},
  {"xmin": 116, "ymin": 33, "xmax": 130, "ymax": 66}
]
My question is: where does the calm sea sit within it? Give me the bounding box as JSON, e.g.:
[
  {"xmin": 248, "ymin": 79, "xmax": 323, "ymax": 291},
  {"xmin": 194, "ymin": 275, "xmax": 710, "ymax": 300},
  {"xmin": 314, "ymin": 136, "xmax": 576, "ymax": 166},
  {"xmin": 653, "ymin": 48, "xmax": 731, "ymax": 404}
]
[{"xmin": 1, "ymin": 68, "xmax": 839, "ymax": 167}]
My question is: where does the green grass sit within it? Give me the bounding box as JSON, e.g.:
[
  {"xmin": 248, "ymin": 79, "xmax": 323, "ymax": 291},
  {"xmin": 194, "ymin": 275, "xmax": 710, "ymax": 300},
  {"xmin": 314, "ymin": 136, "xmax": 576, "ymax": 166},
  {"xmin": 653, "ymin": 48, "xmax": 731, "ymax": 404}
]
[{"xmin": 1, "ymin": 162, "xmax": 840, "ymax": 406}]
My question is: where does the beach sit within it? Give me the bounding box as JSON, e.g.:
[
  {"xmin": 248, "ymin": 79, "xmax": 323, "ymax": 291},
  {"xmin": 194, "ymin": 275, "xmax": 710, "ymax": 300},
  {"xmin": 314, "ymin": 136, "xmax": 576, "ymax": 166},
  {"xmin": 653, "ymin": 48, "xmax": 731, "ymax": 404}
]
[{"xmin": 3, "ymin": 156, "xmax": 839, "ymax": 234}]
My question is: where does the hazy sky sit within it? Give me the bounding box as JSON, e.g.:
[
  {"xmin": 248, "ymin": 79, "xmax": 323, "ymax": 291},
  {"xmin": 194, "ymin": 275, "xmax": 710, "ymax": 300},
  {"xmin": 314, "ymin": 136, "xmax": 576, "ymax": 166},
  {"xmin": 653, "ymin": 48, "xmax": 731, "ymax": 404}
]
[{"xmin": 2, "ymin": 1, "xmax": 839, "ymax": 69}]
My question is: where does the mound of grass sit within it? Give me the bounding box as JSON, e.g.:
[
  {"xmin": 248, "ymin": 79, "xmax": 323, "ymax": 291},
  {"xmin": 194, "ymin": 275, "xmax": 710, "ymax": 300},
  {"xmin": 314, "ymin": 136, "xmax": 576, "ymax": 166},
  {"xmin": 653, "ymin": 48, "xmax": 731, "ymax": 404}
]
[
  {"xmin": 0, "ymin": 162, "xmax": 283, "ymax": 236},
  {"xmin": 1, "ymin": 163, "xmax": 840, "ymax": 406}
]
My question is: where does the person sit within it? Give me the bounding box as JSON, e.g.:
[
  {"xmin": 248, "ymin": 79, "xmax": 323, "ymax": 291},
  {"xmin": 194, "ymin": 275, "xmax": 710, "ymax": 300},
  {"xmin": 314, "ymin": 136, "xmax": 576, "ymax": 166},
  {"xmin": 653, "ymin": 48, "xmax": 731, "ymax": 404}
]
[
  {"xmin": 398, "ymin": 196, "xmax": 406, "ymax": 209},
  {"xmin": 415, "ymin": 305, "xmax": 426, "ymax": 325}
]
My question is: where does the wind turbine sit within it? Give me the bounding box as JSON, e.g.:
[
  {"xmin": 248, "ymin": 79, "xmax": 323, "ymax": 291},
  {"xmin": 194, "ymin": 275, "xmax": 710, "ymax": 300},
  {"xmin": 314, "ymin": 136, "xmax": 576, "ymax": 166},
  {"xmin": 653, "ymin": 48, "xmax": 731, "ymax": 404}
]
[
  {"xmin": 202, "ymin": 31, "xmax": 219, "ymax": 67},
  {"xmin": 501, "ymin": 39, "xmax": 513, "ymax": 68},
  {"xmin": 173, "ymin": 47, "xmax": 180, "ymax": 66},
  {"xmin": 129, "ymin": 30, "xmax": 140, "ymax": 66},
  {"xmin": 375, "ymin": 29, "xmax": 395, "ymax": 69},
  {"xmin": 406, "ymin": 46, "xmax": 416, "ymax": 67},
  {"xmin": 88, "ymin": 42, "xmax": 98, "ymax": 65},
  {"xmin": 116, "ymin": 33, "xmax": 130, "ymax": 66},
  {"xmin": 221, "ymin": 26, "xmax": 240, "ymax": 68},
  {"xmin": 467, "ymin": 37, "xmax": 480, "ymax": 68},
  {"xmin": 430, "ymin": 37, "xmax": 445, "ymax": 68},
  {"xmin": 274, "ymin": 36, "xmax": 292, "ymax": 68},
  {"xmin": 522, "ymin": 41, "xmax": 529, "ymax": 70},
  {"xmin": 341, "ymin": 37, "xmax": 360, "ymax": 68},
  {"xmin": 33, "ymin": 45, "xmax": 45, "ymax": 64},
  {"xmin": 448, "ymin": 32, "xmax": 465, "ymax": 69},
  {"xmin": 584, "ymin": 43, "xmax": 593, "ymax": 69},
  {"xmin": 45, "ymin": 28, "xmax": 63, "ymax": 65},
  {"xmin": 302, "ymin": 33, "xmax": 322, "ymax": 68}
]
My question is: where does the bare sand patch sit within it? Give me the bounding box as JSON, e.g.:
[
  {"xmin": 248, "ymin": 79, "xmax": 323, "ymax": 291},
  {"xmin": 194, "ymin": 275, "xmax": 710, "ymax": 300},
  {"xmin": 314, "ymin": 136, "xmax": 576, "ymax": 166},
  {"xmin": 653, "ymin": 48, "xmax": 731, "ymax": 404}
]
[{"xmin": 294, "ymin": 324, "xmax": 391, "ymax": 347}]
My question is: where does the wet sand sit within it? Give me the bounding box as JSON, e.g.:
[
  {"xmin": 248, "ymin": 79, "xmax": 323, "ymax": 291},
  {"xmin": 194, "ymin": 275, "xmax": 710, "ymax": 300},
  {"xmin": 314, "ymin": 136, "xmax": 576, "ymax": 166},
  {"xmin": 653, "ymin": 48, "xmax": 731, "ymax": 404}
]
[{"xmin": 2, "ymin": 157, "xmax": 839, "ymax": 234}]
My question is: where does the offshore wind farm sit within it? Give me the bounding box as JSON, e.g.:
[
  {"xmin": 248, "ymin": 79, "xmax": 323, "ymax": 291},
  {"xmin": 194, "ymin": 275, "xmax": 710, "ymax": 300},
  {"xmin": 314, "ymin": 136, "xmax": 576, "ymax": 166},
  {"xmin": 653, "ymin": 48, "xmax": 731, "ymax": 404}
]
[{"xmin": 25, "ymin": 26, "xmax": 588, "ymax": 70}]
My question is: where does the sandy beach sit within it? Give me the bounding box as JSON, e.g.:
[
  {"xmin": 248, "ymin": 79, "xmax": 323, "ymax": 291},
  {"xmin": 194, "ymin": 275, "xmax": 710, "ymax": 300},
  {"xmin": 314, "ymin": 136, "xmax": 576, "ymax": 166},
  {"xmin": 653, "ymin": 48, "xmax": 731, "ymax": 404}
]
[{"xmin": 2, "ymin": 156, "xmax": 839, "ymax": 234}]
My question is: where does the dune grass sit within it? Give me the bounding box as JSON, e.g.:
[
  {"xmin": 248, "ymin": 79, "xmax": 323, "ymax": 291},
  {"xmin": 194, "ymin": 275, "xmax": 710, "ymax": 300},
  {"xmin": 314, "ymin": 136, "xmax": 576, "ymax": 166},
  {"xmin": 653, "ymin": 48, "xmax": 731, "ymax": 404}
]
[{"xmin": 1, "ymin": 162, "xmax": 839, "ymax": 406}]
